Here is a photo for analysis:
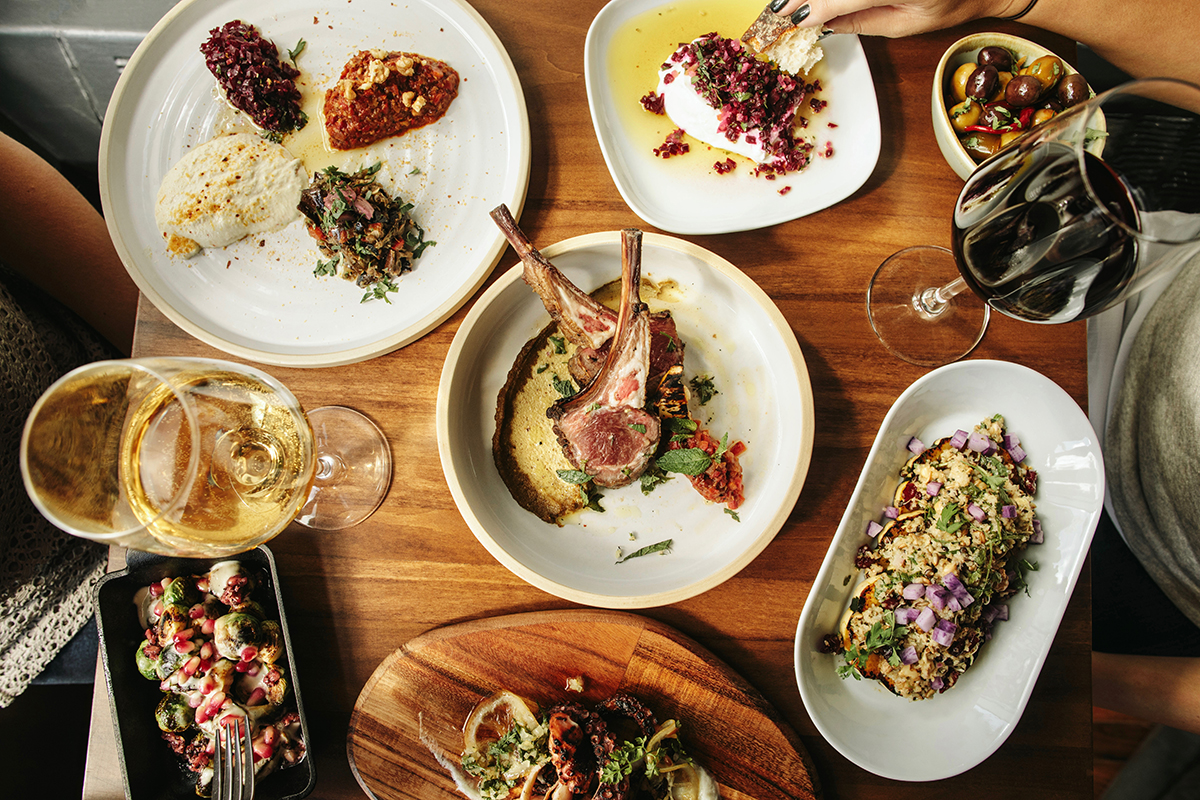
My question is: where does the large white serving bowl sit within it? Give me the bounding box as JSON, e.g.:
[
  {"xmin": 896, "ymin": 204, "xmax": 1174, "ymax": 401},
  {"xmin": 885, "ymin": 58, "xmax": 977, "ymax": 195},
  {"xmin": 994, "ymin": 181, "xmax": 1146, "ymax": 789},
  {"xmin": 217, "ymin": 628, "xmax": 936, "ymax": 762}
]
[{"xmin": 438, "ymin": 231, "xmax": 814, "ymax": 608}]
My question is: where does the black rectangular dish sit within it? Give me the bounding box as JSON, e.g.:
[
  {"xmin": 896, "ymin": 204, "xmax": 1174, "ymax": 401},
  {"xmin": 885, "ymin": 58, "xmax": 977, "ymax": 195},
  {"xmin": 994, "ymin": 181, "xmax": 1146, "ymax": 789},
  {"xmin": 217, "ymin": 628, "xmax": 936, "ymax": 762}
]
[{"xmin": 94, "ymin": 546, "xmax": 316, "ymax": 799}]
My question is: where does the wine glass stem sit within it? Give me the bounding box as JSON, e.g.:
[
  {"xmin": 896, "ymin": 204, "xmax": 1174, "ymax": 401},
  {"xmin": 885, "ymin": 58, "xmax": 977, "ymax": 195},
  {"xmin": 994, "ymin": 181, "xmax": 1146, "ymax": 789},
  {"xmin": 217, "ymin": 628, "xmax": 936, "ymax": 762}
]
[{"xmin": 915, "ymin": 276, "xmax": 969, "ymax": 319}]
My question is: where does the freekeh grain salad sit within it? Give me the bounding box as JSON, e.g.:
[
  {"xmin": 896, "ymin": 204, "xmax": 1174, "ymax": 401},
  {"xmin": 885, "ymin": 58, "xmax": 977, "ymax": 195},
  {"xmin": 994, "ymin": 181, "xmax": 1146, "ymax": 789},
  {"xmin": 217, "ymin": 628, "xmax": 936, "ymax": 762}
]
[{"xmin": 822, "ymin": 415, "xmax": 1043, "ymax": 700}]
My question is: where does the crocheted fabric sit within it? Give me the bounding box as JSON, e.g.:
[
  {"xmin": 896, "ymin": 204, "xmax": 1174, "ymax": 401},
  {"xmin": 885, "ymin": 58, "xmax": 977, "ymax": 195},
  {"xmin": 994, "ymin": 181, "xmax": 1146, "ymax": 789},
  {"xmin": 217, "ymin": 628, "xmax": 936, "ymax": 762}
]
[{"xmin": 0, "ymin": 266, "xmax": 115, "ymax": 706}]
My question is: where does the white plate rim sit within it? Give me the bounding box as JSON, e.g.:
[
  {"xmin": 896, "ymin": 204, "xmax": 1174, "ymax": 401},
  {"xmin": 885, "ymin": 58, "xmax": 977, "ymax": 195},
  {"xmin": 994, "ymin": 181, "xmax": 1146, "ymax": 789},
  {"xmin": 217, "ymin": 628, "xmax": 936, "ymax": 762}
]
[
  {"xmin": 793, "ymin": 358, "xmax": 1104, "ymax": 780},
  {"xmin": 436, "ymin": 230, "xmax": 815, "ymax": 608},
  {"xmin": 99, "ymin": 0, "xmax": 531, "ymax": 368},
  {"xmin": 582, "ymin": 0, "xmax": 882, "ymax": 235}
]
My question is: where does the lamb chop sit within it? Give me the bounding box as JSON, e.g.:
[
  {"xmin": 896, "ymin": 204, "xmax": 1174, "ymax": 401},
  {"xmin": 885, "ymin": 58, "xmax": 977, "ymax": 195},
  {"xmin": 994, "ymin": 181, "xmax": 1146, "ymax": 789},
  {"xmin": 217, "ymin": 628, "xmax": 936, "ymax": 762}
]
[
  {"xmin": 547, "ymin": 229, "xmax": 660, "ymax": 488},
  {"xmin": 489, "ymin": 204, "xmax": 684, "ymax": 392}
]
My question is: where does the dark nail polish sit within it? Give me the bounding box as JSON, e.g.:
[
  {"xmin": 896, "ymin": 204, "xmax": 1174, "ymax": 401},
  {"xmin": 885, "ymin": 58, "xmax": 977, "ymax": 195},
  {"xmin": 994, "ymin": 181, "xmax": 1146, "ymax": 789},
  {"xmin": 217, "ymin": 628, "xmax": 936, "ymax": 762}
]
[
  {"xmin": 769, "ymin": 0, "xmax": 788, "ymax": 12},
  {"xmin": 791, "ymin": 4, "xmax": 811, "ymax": 24}
]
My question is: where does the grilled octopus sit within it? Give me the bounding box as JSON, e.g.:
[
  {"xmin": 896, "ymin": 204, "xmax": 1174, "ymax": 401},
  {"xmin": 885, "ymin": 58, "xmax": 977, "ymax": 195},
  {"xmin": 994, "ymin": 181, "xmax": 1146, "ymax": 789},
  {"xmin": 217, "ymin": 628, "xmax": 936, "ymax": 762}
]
[
  {"xmin": 548, "ymin": 229, "xmax": 660, "ymax": 488},
  {"xmin": 544, "ymin": 694, "xmax": 659, "ymax": 800},
  {"xmin": 489, "ymin": 204, "xmax": 684, "ymax": 396}
]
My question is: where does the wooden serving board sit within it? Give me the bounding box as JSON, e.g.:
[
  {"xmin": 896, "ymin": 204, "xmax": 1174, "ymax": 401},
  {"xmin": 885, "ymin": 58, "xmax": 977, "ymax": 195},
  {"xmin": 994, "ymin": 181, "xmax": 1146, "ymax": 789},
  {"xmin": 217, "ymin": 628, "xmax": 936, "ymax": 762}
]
[{"xmin": 347, "ymin": 609, "xmax": 820, "ymax": 799}]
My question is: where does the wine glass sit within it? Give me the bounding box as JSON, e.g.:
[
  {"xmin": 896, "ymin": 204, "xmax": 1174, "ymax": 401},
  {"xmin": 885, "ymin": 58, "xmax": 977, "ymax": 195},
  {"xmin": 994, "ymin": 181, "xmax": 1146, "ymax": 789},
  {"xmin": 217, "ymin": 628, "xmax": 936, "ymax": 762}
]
[
  {"xmin": 868, "ymin": 77, "xmax": 1200, "ymax": 367},
  {"xmin": 19, "ymin": 357, "xmax": 391, "ymax": 557}
]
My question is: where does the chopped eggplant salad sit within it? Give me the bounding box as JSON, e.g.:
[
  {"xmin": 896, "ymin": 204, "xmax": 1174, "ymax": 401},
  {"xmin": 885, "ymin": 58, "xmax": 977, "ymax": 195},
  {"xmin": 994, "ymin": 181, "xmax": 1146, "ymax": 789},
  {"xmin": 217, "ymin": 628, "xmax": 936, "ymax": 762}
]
[
  {"xmin": 825, "ymin": 416, "xmax": 1043, "ymax": 700},
  {"xmin": 298, "ymin": 163, "xmax": 436, "ymax": 303}
]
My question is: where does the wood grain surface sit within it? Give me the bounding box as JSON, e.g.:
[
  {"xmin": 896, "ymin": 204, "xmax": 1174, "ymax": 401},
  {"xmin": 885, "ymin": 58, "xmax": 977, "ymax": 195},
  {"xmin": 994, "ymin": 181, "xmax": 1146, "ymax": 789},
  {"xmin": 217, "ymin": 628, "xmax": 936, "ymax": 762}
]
[
  {"xmin": 347, "ymin": 609, "xmax": 818, "ymax": 799},
  {"xmin": 84, "ymin": 2, "xmax": 1094, "ymax": 799}
]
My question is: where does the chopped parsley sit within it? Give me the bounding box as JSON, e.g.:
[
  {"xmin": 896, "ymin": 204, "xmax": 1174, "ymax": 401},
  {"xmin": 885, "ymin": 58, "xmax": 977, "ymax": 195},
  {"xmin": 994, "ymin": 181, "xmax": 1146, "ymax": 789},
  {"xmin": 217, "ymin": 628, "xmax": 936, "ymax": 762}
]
[
  {"xmin": 689, "ymin": 374, "xmax": 718, "ymax": 405},
  {"xmin": 616, "ymin": 538, "xmax": 673, "ymax": 563}
]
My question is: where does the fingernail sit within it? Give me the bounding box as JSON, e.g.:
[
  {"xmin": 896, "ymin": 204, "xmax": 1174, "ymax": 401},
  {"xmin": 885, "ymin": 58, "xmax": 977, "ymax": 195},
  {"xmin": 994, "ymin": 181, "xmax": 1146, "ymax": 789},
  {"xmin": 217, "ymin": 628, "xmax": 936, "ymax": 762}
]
[
  {"xmin": 769, "ymin": 0, "xmax": 788, "ymax": 12},
  {"xmin": 791, "ymin": 4, "xmax": 811, "ymax": 24}
]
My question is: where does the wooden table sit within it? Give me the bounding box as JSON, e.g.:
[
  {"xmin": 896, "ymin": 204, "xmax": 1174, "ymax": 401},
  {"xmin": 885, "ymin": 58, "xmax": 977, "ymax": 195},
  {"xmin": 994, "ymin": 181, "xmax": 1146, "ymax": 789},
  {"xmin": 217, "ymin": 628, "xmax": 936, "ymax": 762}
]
[{"xmin": 83, "ymin": 4, "xmax": 1092, "ymax": 798}]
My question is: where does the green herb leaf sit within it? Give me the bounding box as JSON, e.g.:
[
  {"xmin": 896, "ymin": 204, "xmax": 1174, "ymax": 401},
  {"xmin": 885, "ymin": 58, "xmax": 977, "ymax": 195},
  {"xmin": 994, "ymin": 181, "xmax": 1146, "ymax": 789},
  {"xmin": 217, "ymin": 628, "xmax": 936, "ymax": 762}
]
[
  {"xmin": 551, "ymin": 374, "xmax": 576, "ymax": 398},
  {"xmin": 689, "ymin": 374, "xmax": 718, "ymax": 405},
  {"xmin": 409, "ymin": 166, "xmax": 422, "ymax": 175},
  {"xmin": 630, "ymin": 423, "xmax": 647, "ymax": 434},
  {"xmin": 548, "ymin": 335, "xmax": 567, "ymax": 354},
  {"xmin": 288, "ymin": 39, "xmax": 307, "ymax": 64},
  {"xmin": 313, "ymin": 256, "xmax": 339, "ymax": 277},
  {"xmin": 616, "ymin": 539, "xmax": 673, "ymax": 563},
  {"xmin": 724, "ymin": 508, "xmax": 740, "ymax": 522},
  {"xmin": 361, "ymin": 276, "xmax": 399, "ymax": 303},
  {"xmin": 655, "ymin": 448, "xmax": 712, "ymax": 476},
  {"xmin": 556, "ymin": 469, "xmax": 592, "ymax": 485}
]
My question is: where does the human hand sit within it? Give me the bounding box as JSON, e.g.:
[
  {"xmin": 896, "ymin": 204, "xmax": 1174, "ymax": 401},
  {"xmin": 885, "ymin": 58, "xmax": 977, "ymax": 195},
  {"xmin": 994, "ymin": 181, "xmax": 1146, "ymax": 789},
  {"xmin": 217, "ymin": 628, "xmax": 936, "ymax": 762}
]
[{"xmin": 766, "ymin": 0, "xmax": 1025, "ymax": 38}]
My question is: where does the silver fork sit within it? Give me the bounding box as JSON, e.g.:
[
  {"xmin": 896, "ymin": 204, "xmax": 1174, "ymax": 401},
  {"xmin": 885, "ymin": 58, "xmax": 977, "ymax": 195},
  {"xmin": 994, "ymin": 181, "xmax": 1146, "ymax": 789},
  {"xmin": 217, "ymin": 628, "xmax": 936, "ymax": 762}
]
[{"xmin": 212, "ymin": 717, "xmax": 256, "ymax": 800}]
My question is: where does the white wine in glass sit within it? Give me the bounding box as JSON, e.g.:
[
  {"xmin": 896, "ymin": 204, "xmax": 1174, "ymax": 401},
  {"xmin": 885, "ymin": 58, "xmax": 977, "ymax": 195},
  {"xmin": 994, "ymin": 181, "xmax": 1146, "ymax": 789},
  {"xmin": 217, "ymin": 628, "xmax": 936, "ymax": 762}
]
[{"xmin": 21, "ymin": 358, "xmax": 389, "ymax": 556}]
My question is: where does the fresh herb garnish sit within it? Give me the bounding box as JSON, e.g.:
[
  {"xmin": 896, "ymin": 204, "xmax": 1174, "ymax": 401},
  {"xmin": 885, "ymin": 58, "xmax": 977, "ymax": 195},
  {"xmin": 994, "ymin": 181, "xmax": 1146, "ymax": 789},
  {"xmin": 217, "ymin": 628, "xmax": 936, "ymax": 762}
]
[
  {"xmin": 361, "ymin": 276, "xmax": 399, "ymax": 303},
  {"xmin": 548, "ymin": 335, "xmax": 566, "ymax": 354},
  {"xmin": 287, "ymin": 39, "xmax": 306, "ymax": 65},
  {"xmin": 556, "ymin": 469, "xmax": 592, "ymax": 485},
  {"xmin": 313, "ymin": 256, "xmax": 339, "ymax": 277},
  {"xmin": 655, "ymin": 448, "xmax": 711, "ymax": 476},
  {"xmin": 616, "ymin": 539, "xmax": 673, "ymax": 563},
  {"xmin": 551, "ymin": 374, "xmax": 576, "ymax": 398},
  {"xmin": 689, "ymin": 374, "xmax": 718, "ymax": 405}
]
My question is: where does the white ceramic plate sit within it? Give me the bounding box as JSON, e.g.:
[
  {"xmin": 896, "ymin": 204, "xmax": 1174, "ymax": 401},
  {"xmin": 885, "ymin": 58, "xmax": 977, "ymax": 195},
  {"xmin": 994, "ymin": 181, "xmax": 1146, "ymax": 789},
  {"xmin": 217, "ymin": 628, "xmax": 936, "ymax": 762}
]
[
  {"xmin": 584, "ymin": 0, "xmax": 881, "ymax": 235},
  {"xmin": 437, "ymin": 232, "xmax": 814, "ymax": 608},
  {"xmin": 100, "ymin": 0, "xmax": 529, "ymax": 367},
  {"xmin": 795, "ymin": 360, "xmax": 1103, "ymax": 781}
]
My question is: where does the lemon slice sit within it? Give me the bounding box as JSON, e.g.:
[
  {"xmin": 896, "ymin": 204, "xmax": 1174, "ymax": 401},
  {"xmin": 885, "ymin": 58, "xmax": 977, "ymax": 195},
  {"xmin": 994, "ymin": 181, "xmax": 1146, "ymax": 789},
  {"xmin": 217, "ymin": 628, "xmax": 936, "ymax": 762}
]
[{"xmin": 463, "ymin": 690, "xmax": 541, "ymax": 753}]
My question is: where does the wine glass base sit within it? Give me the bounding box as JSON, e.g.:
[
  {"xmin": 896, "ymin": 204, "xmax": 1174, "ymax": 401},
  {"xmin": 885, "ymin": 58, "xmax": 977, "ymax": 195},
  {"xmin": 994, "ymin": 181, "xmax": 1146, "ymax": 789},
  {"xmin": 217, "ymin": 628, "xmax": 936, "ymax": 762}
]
[
  {"xmin": 867, "ymin": 245, "xmax": 990, "ymax": 368},
  {"xmin": 295, "ymin": 406, "xmax": 392, "ymax": 531}
]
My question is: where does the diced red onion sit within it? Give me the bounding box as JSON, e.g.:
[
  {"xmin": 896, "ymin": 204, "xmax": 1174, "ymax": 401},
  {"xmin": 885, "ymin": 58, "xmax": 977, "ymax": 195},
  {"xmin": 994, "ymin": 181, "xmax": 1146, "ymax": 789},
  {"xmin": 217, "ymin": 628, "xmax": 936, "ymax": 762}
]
[
  {"xmin": 949, "ymin": 429, "xmax": 969, "ymax": 449},
  {"xmin": 1002, "ymin": 504, "xmax": 1017, "ymax": 519},
  {"xmin": 967, "ymin": 503, "xmax": 987, "ymax": 522},
  {"xmin": 1003, "ymin": 433, "xmax": 1020, "ymax": 450},
  {"xmin": 883, "ymin": 506, "xmax": 899, "ymax": 520},
  {"xmin": 902, "ymin": 582, "xmax": 926, "ymax": 600},
  {"xmin": 942, "ymin": 572, "xmax": 975, "ymax": 607},
  {"xmin": 967, "ymin": 431, "xmax": 992, "ymax": 453},
  {"xmin": 915, "ymin": 607, "xmax": 936, "ymax": 632},
  {"xmin": 932, "ymin": 626, "xmax": 955, "ymax": 647},
  {"xmin": 931, "ymin": 676, "xmax": 945, "ymax": 691},
  {"xmin": 866, "ymin": 520, "xmax": 883, "ymax": 538},
  {"xmin": 900, "ymin": 645, "xmax": 919, "ymax": 665},
  {"xmin": 927, "ymin": 585, "xmax": 950, "ymax": 610},
  {"xmin": 895, "ymin": 607, "xmax": 920, "ymax": 626},
  {"xmin": 1030, "ymin": 519, "xmax": 1044, "ymax": 544},
  {"xmin": 983, "ymin": 603, "xmax": 1009, "ymax": 623},
  {"xmin": 926, "ymin": 481, "xmax": 942, "ymax": 496},
  {"xmin": 1009, "ymin": 444, "xmax": 1027, "ymax": 463},
  {"xmin": 907, "ymin": 436, "xmax": 926, "ymax": 455}
]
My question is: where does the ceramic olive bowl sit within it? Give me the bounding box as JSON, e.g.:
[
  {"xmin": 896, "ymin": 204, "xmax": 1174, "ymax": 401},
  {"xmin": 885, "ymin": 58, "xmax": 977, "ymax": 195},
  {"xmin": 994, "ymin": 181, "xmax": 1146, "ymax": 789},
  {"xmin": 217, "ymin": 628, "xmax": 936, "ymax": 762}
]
[{"xmin": 932, "ymin": 32, "xmax": 1092, "ymax": 180}]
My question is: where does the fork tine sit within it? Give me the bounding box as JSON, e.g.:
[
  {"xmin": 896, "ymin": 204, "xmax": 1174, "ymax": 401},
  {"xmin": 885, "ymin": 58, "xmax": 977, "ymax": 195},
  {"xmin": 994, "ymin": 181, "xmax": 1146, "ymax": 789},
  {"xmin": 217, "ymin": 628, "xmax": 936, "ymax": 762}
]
[
  {"xmin": 214, "ymin": 717, "xmax": 256, "ymax": 800},
  {"xmin": 238, "ymin": 718, "xmax": 256, "ymax": 800}
]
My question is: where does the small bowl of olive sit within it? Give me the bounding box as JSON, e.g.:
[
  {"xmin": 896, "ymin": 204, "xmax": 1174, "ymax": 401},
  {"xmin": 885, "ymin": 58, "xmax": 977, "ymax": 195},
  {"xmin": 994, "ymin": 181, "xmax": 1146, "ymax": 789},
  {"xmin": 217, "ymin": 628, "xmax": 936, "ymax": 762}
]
[{"xmin": 932, "ymin": 32, "xmax": 1094, "ymax": 179}]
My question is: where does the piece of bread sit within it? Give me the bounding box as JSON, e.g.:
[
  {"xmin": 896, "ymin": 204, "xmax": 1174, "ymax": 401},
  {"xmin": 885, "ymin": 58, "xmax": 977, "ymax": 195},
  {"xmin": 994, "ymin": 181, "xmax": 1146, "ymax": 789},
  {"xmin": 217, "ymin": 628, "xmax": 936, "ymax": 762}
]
[{"xmin": 741, "ymin": 10, "xmax": 824, "ymax": 75}]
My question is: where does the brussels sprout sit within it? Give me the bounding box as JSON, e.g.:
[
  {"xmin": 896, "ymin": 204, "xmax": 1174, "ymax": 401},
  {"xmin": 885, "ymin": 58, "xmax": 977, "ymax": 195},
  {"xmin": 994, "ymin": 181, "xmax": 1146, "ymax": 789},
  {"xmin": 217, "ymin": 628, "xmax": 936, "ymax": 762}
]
[
  {"xmin": 156, "ymin": 604, "xmax": 191, "ymax": 642},
  {"xmin": 157, "ymin": 644, "xmax": 184, "ymax": 680},
  {"xmin": 155, "ymin": 694, "xmax": 195, "ymax": 732},
  {"xmin": 257, "ymin": 621, "xmax": 285, "ymax": 664},
  {"xmin": 213, "ymin": 612, "xmax": 262, "ymax": 661},
  {"xmin": 135, "ymin": 640, "xmax": 161, "ymax": 681},
  {"xmin": 162, "ymin": 576, "xmax": 201, "ymax": 608},
  {"xmin": 228, "ymin": 600, "xmax": 269, "ymax": 620},
  {"xmin": 262, "ymin": 664, "xmax": 289, "ymax": 706}
]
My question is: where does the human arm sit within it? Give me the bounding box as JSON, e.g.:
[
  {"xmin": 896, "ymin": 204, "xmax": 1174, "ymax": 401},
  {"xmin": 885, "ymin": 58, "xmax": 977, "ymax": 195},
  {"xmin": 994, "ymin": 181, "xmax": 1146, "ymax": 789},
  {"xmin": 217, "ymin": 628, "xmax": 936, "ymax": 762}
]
[
  {"xmin": 768, "ymin": 0, "xmax": 1200, "ymax": 85},
  {"xmin": 1093, "ymin": 651, "xmax": 1200, "ymax": 735},
  {"xmin": 0, "ymin": 132, "xmax": 137, "ymax": 355}
]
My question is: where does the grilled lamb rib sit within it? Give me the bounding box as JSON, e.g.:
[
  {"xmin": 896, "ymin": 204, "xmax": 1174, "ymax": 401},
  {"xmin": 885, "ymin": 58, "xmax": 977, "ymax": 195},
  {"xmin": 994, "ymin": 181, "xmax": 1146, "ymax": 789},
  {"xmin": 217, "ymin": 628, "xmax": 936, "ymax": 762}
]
[
  {"xmin": 489, "ymin": 204, "xmax": 684, "ymax": 392},
  {"xmin": 547, "ymin": 229, "xmax": 660, "ymax": 488}
]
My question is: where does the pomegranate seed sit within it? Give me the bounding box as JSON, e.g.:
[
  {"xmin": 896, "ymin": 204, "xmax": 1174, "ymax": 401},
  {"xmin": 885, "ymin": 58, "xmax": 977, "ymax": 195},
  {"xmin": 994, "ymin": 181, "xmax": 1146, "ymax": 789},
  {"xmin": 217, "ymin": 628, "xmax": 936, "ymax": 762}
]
[
  {"xmin": 240, "ymin": 646, "xmax": 258, "ymax": 662},
  {"xmin": 262, "ymin": 726, "xmax": 276, "ymax": 745},
  {"xmin": 210, "ymin": 691, "xmax": 226, "ymax": 709},
  {"xmin": 188, "ymin": 605, "xmax": 205, "ymax": 619},
  {"xmin": 235, "ymin": 660, "xmax": 252, "ymax": 673},
  {"xmin": 182, "ymin": 656, "xmax": 201, "ymax": 677},
  {"xmin": 200, "ymin": 643, "xmax": 214, "ymax": 660},
  {"xmin": 247, "ymin": 688, "xmax": 267, "ymax": 706},
  {"xmin": 173, "ymin": 628, "xmax": 194, "ymax": 643},
  {"xmin": 174, "ymin": 640, "xmax": 196, "ymax": 655},
  {"xmin": 253, "ymin": 741, "xmax": 274, "ymax": 761},
  {"xmin": 187, "ymin": 692, "xmax": 203, "ymax": 709},
  {"xmin": 152, "ymin": 600, "xmax": 164, "ymax": 618},
  {"xmin": 198, "ymin": 660, "xmax": 212, "ymax": 674},
  {"xmin": 201, "ymin": 619, "xmax": 216, "ymax": 635},
  {"xmin": 245, "ymin": 664, "xmax": 260, "ymax": 677}
]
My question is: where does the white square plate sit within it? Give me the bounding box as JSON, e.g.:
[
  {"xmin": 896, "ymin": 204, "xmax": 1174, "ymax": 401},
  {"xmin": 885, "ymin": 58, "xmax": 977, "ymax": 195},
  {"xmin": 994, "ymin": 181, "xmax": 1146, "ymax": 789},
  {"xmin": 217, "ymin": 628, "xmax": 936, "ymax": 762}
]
[{"xmin": 584, "ymin": 0, "xmax": 881, "ymax": 234}]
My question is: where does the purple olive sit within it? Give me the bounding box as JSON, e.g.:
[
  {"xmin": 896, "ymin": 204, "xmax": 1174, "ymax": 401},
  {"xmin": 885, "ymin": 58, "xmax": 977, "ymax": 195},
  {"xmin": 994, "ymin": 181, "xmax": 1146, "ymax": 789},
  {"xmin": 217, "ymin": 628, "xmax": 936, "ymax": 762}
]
[
  {"xmin": 966, "ymin": 65, "xmax": 999, "ymax": 100},
  {"xmin": 977, "ymin": 46, "xmax": 1014, "ymax": 72},
  {"xmin": 1005, "ymin": 75, "xmax": 1043, "ymax": 108},
  {"xmin": 1057, "ymin": 73, "xmax": 1090, "ymax": 107}
]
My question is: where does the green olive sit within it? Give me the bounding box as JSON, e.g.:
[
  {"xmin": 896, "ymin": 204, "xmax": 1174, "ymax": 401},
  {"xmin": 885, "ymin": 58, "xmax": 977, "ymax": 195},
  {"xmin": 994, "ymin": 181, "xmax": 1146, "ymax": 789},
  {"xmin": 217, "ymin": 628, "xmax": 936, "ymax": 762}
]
[
  {"xmin": 950, "ymin": 62, "xmax": 977, "ymax": 102},
  {"xmin": 948, "ymin": 98, "xmax": 982, "ymax": 133},
  {"xmin": 1022, "ymin": 55, "xmax": 1065, "ymax": 93},
  {"xmin": 962, "ymin": 131, "xmax": 1002, "ymax": 162}
]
